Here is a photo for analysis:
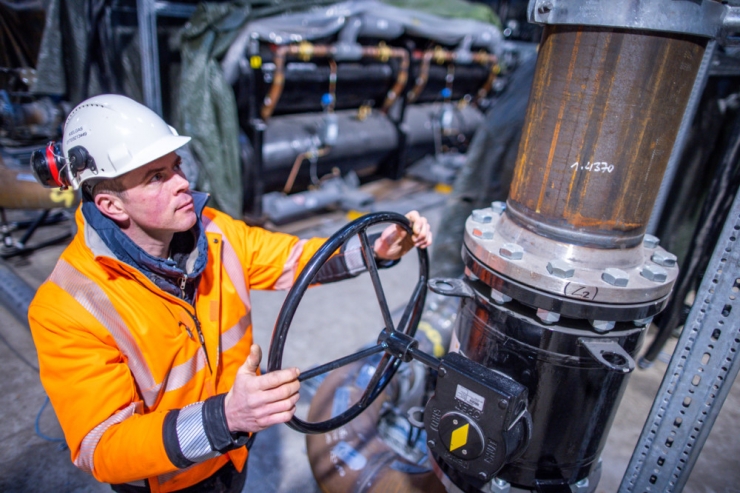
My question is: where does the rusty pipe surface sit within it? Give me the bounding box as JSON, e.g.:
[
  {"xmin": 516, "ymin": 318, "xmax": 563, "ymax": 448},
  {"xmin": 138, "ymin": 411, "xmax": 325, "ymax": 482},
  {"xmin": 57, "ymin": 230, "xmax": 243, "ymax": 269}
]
[
  {"xmin": 507, "ymin": 26, "xmax": 706, "ymax": 248},
  {"xmin": 0, "ymin": 160, "xmax": 80, "ymax": 210}
]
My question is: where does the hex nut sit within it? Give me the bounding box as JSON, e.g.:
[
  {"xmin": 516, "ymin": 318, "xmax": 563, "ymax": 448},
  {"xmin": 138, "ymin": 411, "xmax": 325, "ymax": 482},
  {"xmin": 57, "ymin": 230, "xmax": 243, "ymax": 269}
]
[
  {"xmin": 641, "ymin": 264, "xmax": 668, "ymax": 283},
  {"xmin": 633, "ymin": 316, "xmax": 654, "ymax": 327},
  {"xmin": 500, "ymin": 243, "xmax": 524, "ymax": 260},
  {"xmin": 602, "ymin": 267, "xmax": 629, "ymax": 287},
  {"xmin": 490, "ymin": 288, "xmax": 512, "ymax": 305},
  {"xmin": 547, "ymin": 259, "xmax": 574, "ymax": 279},
  {"xmin": 491, "ymin": 201, "xmax": 506, "ymax": 215},
  {"xmin": 490, "ymin": 477, "xmax": 511, "ymax": 493},
  {"xmin": 643, "ymin": 234, "xmax": 660, "ymax": 249},
  {"xmin": 472, "ymin": 228, "xmax": 494, "ymax": 240},
  {"xmin": 590, "ymin": 319, "xmax": 616, "ymax": 333},
  {"xmin": 651, "ymin": 251, "xmax": 677, "ymax": 267},
  {"xmin": 471, "ymin": 209, "xmax": 492, "ymax": 224},
  {"xmin": 537, "ymin": 308, "xmax": 560, "ymax": 324},
  {"xmin": 537, "ymin": 1, "xmax": 553, "ymax": 14}
]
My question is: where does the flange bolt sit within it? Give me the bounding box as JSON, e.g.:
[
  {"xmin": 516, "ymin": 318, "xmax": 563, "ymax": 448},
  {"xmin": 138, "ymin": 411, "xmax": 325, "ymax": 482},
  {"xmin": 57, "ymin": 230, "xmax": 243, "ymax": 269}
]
[
  {"xmin": 537, "ymin": 1, "xmax": 553, "ymax": 14},
  {"xmin": 643, "ymin": 234, "xmax": 660, "ymax": 249},
  {"xmin": 490, "ymin": 288, "xmax": 512, "ymax": 305},
  {"xmin": 651, "ymin": 251, "xmax": 677, "ymax": 267},
  {"xmin": 602, "ymin": 267, "xmax": 629, "ymax": 287},
  {"xmin": 641, "ymin": 264, "xmax": 668, "ymax": 283},
  {"xmin": 472, "ymin": 209, "xmax": 492, "ymax": 224},
  {"xmin": 633, "ymin": 317, "xmax": 654, "ymax": 327},
  {"xmin": 500, "ymin": 243, "xmax": 524, "ymax": 260},
  {"xmin": 590, "ymin": 319, "xmax": 616, "ymax": 333},
  {"xmin": 547, "ymin": 259, "xmax": 574, "ymax": 278},
  {"xmin": 472, "ymin": 228, "xmax": 494, "ymax": 240},
  {"xmin": 491, "ymin": 201, "xmax": 506, "ymax": 215},
  {"xmin": 537, "ymin": 308, "xmax": 560, "ymax": 324}
]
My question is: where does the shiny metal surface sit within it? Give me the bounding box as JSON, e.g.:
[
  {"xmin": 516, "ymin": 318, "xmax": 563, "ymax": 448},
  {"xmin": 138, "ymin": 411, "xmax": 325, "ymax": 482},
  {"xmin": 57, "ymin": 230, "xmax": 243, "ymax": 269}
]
[
  {"xmin": 463, "ymin": 208, "xmax": 678, "ymax": 306},
  {"xmin": 528, "ymin": 0, "xmax": 727, "ymax": 38},
  {"xmin": 452, "ymin": 294, "xmax": 645, "ymax": 488}
]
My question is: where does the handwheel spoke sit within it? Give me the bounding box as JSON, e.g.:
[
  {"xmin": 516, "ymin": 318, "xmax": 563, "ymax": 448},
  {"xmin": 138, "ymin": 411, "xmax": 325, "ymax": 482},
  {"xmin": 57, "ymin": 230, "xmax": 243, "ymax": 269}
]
[
  {"xmin": 298, "ymin": 343, "xmax": 386, "ymax": 382},
  {"xmin": 359, "ymin": 230, "xmax": 395, "ymax": 333},
  {"xmin": 395, "ymin": 278, "xmax": 426, "ymax": 335},
  {"xmin": 358, "ymin": 352, "xmax": 393, "ymax": 408}
]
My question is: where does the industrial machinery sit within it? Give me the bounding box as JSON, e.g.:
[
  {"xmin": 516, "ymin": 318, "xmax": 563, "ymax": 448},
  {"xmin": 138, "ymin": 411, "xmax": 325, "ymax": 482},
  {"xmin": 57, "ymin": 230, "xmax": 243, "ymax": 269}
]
[
  {"xmin": 266, "ymin": 1, "xmax": 740, "ymax": 493},
  {"xmin": 223, "ymin": 1, "xmax": 508, "ymax": 222}
]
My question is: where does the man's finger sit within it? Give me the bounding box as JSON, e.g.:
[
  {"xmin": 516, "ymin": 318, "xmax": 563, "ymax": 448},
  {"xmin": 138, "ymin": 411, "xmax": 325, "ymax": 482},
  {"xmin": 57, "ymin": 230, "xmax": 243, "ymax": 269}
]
[
  {"xmin": 250, "ymin": 367, "xmax": 301, "ymax": 392},
  {"xmin": 243, "ymin": 344, "xmax": 262, "ymax": 376}
]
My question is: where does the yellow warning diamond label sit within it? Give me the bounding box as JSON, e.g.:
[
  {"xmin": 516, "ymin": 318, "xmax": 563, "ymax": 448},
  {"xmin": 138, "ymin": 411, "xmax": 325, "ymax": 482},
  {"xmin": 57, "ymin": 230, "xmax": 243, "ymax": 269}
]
[{"xmin": 449, "ymin": 423, "xmax": 469, "ymax": 451}]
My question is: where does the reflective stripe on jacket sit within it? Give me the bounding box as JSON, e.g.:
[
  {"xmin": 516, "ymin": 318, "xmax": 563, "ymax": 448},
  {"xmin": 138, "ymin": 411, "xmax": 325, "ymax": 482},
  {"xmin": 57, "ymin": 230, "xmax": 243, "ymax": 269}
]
[{"xmin": 28, "ymin": 205, "xmax": 359, "ymax": 492}]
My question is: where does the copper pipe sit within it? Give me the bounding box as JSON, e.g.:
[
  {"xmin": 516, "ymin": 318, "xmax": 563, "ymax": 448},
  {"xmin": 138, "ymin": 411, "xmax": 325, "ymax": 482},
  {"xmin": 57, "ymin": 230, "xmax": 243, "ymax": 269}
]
[
  {"xmin": 407, "ymin": 47, "xmax": 499, "ymax": 105},
  {"xmin": 261, "ymin": 43, "xmax": 410, "ymax": 121},
  {"xmin": 282, "ymin": 147, "xmax": 330, "ymax": 194},
  {"xmin": 360, "ymin": 43, "xmax": 409, "ymax": 114},
  {"xmin": 407, "ymin": 49, "xmax": 433, "ymax": 103},
  {"xmin": 472, "ymin": 59, "xmax": 501, "ymax": 106},
  {"xmin": 507, "ymin": 26, "xmax": 706, "ymax": 248},
  {"xmin": 327, "ymin": 58, "xmax": 337, "ymax": 112}
]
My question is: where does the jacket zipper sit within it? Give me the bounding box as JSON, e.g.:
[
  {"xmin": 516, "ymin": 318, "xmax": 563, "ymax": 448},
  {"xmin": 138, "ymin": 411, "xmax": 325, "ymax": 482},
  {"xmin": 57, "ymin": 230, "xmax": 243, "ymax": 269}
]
[
  {"xmin": 179, "ymin": 275, "xmax": 187, "ymax": 299},
  {"xmin": 184, "ymin": 307, "xmax": 212, "ymax": 374}
]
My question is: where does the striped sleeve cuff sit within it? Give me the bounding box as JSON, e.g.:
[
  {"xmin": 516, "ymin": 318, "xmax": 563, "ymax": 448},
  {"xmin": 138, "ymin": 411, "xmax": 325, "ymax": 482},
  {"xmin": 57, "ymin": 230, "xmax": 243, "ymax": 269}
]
[
  {"xmin": 314, "ymin": 233, "xmax": 399, "ymax": 284},
  {"xmin": 163, "ymin": 395, "xmax": 250, "ymax": 469}
]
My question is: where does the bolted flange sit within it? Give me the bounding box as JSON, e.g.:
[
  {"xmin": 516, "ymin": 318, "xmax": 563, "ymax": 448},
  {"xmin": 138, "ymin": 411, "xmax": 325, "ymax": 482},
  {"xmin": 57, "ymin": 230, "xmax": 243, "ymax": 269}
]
[
  {"xmin": 547, "ymin": 259, "xmax": 574, "ymax": 279},
  {"xmin": 500, "ymin": 243, "xmax": 524, "ymax": 260}
]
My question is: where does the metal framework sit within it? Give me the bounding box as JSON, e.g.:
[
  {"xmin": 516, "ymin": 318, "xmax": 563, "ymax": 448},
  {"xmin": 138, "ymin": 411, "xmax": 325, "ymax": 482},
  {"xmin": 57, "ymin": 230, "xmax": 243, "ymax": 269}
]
[
  {"xmin": 136, "ymin": 0, "xmax": 197, "ymax": 115},
  {"xmin": 620, "ymin": 187, "xmax": 740, "ymax": 491}
]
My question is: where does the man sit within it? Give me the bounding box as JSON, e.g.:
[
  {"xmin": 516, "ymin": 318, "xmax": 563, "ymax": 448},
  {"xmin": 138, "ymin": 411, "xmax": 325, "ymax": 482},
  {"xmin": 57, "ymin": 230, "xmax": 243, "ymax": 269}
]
[{"xmin": 28, "ymin": 94, "xmax": 432, "ymax": 493}]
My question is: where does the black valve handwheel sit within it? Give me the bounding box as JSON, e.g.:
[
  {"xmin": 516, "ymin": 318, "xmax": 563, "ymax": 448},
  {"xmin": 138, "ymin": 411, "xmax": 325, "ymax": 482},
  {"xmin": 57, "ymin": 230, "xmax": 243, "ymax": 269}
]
[{"xmin": 267, "ymin": 211, "xmax": 429, "ymax": 434}]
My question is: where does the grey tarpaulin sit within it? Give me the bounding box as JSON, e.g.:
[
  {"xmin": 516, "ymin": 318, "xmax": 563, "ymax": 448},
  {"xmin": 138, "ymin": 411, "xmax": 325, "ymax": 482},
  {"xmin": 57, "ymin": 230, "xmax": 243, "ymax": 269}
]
[
  {"xmin": 180, "ymin": 0, "xmax": 501, "ymax": 218},
  {"xmin": 31, "ymin": 0, "xmax": 89, "ymax": 100},
  {"xmin": 430, "ymin": 45, "xmax": 537, "ymax": 279}
]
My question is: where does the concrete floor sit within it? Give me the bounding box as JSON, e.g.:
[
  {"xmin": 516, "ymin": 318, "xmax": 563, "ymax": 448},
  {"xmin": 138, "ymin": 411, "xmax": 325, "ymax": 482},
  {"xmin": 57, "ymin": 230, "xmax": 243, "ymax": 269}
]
[{"xmin": 0, "ymin": 179, "xmax": 738, "ymax": 493}]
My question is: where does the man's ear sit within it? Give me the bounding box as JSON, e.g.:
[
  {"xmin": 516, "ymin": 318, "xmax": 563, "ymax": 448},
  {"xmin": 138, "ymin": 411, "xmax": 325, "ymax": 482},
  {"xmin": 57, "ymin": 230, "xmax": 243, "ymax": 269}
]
[{"xmin": 94, "ymin": 193, "xmax": 129, "ymax": 225}]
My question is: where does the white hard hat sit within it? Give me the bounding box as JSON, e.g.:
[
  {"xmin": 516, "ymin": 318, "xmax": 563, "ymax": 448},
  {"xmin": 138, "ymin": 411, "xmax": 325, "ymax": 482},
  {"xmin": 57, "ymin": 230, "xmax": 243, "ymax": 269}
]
[{"xmin": 60, "ymin": 94, "xmax": 191, "ymax": 190}]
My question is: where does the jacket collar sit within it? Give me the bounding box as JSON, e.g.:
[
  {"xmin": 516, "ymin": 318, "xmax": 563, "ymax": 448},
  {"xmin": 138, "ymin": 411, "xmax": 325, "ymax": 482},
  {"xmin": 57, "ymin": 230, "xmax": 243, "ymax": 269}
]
[{"xmin": 81, "ymin": 191, "xmax": 210, "ymax": 303}]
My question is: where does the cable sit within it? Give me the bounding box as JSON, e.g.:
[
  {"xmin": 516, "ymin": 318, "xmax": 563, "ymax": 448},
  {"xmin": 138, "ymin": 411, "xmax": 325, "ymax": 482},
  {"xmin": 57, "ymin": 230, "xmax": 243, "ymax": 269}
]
[{"xmin": 34, "ymin": 396, "xmax": 67, "ymax": 449}]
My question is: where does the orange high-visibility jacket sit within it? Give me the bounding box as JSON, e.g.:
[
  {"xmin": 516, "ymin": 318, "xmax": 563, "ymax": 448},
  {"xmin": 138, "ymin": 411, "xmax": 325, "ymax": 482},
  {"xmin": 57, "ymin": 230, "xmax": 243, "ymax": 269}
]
[{"xmin": 28, "ymin": 205, "xmax": 365, "ymax": 492}]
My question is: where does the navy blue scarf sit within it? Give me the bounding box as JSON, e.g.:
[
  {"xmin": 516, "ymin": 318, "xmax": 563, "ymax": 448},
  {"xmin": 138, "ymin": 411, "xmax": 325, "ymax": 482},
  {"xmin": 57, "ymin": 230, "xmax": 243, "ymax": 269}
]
[{"xmin": 82, "ymin": 191, "xmax": 210, "ymax": 304}]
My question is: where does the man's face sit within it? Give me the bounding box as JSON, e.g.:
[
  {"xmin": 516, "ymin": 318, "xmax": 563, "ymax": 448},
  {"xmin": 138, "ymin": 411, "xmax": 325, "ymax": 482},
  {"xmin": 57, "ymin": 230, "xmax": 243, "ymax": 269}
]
[{"xmin": 116, "ymin": 152, "xmax": 196, "ymax": 240}]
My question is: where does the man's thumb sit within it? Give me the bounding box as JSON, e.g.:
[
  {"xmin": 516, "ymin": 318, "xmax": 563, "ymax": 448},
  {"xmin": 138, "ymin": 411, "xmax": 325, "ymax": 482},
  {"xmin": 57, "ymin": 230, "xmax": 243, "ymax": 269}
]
[{"xmin": 244, "ymin": 344, "xmax": 262, "ymax": 375}]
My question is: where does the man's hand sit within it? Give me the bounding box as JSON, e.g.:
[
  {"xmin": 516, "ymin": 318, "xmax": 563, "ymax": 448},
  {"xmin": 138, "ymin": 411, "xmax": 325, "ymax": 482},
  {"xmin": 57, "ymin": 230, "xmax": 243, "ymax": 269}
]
[
  {"xmin": 373, "ymin": 210, "xmax": 433, "ymax": 261},
  {"xmin": 224, "ymin": 344, "xmax": 300, "ymax": 433}
]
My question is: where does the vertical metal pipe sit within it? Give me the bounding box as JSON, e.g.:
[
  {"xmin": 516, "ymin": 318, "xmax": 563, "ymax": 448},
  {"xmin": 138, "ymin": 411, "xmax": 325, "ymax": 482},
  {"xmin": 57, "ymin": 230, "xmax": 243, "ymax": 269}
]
[
  {"xmin": 646, "ymin": 40, "xmax": 717, "ymax": 235},
  {"xmin": 507, "ymin": 26, "xmax": 706, "ymax": 248}
]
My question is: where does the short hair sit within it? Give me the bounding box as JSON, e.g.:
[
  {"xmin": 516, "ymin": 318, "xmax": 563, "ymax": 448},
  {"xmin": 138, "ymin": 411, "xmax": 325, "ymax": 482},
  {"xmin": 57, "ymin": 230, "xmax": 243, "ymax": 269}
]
[{"xmin": 89, "ymin": 176, "xmax": 128, "ymax": 200}]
